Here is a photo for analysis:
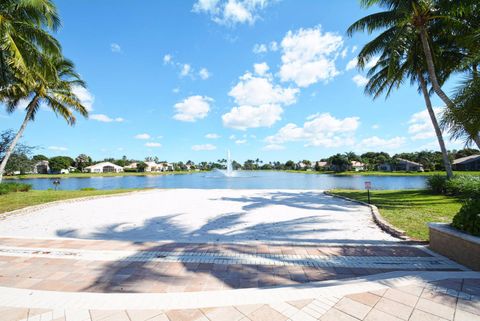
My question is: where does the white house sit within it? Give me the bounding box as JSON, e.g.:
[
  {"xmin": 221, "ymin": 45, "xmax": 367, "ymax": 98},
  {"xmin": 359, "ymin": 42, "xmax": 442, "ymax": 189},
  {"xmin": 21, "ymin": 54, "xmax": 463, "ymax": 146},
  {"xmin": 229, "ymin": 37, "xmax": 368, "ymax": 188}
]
[
  {"xmin": 351, "ymin": 161, "xmax": 365, "ymax": 171},
  {"xmin": 84, "ymin": 162, "xmax": 123, "ymax": 173},
  {"xmin": 33, "ymin": 160, "xmax": 49, "ymax": 174}
]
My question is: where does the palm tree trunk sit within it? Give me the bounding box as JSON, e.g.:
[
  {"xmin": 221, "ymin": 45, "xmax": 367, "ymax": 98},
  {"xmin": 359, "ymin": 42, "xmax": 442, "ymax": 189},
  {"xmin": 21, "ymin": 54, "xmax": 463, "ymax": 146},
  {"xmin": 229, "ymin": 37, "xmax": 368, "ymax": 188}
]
[
  {"xmin": 418, "ymin": 27, "xmax": 455, "ymax": 108},
  {"xmin": 0, "ymin": 96, "xmax": 38, "ymax": 183},
  {"xmin": 418, "ymin": 72, "xmax": 453, "ymax": 179}
]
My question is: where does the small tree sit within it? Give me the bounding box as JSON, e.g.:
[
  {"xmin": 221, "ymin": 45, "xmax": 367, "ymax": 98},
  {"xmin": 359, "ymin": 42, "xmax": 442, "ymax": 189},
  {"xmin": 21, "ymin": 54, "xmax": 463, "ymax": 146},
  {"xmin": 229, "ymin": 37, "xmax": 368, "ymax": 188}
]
[
  {"xmin": 49, "ymin": 156, "xmax": 74, "ymax": 173},
  {"xmin": 137, "ymin": 162, "xmax": 148, "ymax": 172},
  {"xmin": 329, "ymin": 154, "xmax": 350, "ymax": 172},
  {"xmin": 284, "ymin": 160, "xmax": 295, "ymax": 170},
  {"xmin": 32, "ymin": 154, "xmax": 49, "ymax": 162},
  {"xmin": 75, "ymin": 154, "xmax": 92, "ymax": 171}
]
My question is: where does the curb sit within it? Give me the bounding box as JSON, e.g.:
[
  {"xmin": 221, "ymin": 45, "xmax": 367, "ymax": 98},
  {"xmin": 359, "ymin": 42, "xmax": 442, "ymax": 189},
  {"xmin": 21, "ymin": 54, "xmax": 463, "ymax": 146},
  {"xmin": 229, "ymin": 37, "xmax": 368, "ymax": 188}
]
[
  {"xmin": 324, "ymin": 191, "xmax": 416, "ymax": 242},
  {"xmin": 0, "ymin": 189, "xmax": 156, "ymax": 221}
]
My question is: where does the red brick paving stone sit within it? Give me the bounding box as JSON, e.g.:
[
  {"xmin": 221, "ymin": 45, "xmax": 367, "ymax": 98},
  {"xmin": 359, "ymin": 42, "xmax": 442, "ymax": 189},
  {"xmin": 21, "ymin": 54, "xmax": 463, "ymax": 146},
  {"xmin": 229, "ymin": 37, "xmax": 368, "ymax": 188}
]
[
  {"xmin": 346, "ymin": 292, "xmax": 381, "ymax": 307},
  {"xmin": 0, "ymin": 307, "xmax": 29, "ymax": 321},
  {"xmin": 286, "ymin": 299, "xmax": 314, "ymax": 309},
  {"xmin": 409, "ymin": 309, "xmax": 449, "ymax": 321},
  {"xmin": 374, "ymin": 297, "xmax": 413, "ymax": 320},
  {"xmin": 334, "ymin": 297, "xmax": 372, "ymax": 320},
  {"xmin": 245, "ymin": 305, "xmax": 288, "ymax": 321},
  {"xmin": 165, "ymin": 309, "xmax": 209, "ymax": 321},
  {"xmin": 319, "ymin": 308, "xmax": 360, "ymax": 321},
  {"xmin": 201, "ymin": 306, "xmax": 245, "ymax": 321}
]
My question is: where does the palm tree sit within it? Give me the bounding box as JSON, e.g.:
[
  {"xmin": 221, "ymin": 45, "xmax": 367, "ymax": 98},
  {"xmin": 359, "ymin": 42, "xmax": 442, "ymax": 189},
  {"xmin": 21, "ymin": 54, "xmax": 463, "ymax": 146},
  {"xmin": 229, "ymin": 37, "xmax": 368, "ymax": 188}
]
[
  {"xmin": 0, "ymin": 55, "xmax": 89, "ymax": 182},
  {"xmin": 352, "ymin": 0, "xmax": 480, "ymax": 149},
  {"xmin": 0, "ymin": 0, "xmax": 61, "ymax": 87},
  {"xmin": 348, "ymin": 9, "xmax": 455, "ymax": 178}
]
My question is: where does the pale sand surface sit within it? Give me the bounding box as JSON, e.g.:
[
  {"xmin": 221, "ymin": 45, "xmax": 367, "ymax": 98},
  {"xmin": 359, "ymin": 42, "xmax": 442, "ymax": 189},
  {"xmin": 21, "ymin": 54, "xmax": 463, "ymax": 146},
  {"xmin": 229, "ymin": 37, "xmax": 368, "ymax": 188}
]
[{"xmin": 0, "ymin": 189, "xmax": 398, "ymax": 243}]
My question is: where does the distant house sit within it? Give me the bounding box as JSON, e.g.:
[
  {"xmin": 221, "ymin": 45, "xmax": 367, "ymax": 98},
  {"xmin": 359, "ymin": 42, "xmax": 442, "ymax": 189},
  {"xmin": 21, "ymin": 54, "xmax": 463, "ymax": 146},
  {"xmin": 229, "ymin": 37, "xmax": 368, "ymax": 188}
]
[
  {"xmin": 379, "ymin": 158, "xmax": 424, "ymax": 172},
  {"xmin": 144, "ymin": 161, "xmax": 163, "ymax": 172},
  {"xmin": 124, "ymin": 162, "xmax": 138, "ymax": 170},
  {"xmin": 315, "ymin": 161, "xmax": 329, "ymax": 170},
  {"xmin": 84, "ymin": 162, "xmax": 123, "ymax": 173},
  {"xmin": 452, "ymin": 155, "xmax": 480, "ymax": 171},
  {"xmin": 159, "ymin": 162, "xmax": 174, "ymax": 171},
  {"xmin": 33, "ymin": 160, "xmax": 49, "ymax": 174},
  {"xmin": 350, "ymin": 161, "xmax": 365, "ymax": 172},
  {"xmin": 395, "ymin": 158, "xmax": 424, "ymax": 172}
]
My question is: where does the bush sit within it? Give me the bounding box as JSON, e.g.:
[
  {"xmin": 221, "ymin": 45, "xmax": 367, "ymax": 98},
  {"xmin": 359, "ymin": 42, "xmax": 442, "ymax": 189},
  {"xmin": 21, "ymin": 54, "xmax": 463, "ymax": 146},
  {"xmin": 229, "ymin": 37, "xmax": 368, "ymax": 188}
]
[
  {"xmin": 446, "ymin": 175, "xmax": 480, "ymax": 199},
  {"xmin": 426, "ymin": 175, "xmax": 448, "ymax": 194},
  {"xmin": 452, "ymin": 198, "xmax": 480, "ymax": 236},
  {"xmin": 0, "ymin": 182, "xmax": 32, "ymax": 195}
]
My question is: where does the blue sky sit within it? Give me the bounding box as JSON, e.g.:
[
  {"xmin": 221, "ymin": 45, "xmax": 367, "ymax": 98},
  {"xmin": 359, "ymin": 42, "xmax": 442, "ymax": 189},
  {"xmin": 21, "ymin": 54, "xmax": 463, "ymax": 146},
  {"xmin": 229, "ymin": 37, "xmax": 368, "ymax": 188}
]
[{"xmin": 1, "ymin": 0, "xmax": 464, "ymax": 162}]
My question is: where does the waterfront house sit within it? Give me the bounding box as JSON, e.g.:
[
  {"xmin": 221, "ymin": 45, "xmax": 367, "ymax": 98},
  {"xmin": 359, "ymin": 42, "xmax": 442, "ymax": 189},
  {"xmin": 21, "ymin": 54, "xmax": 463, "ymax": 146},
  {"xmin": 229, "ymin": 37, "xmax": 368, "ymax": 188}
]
[
  {"xmin": 33, "ymin": 160, "xmax": 50, "ymax": 174},
  {"xmin": 452, "ymin": 155, "xmax": 480, "ymax": 171},
  {"xmin": 351, "ymin": 161, "xmax": 365, "ymax": 171},
  {"xmin": 378, "ymin": 158, "xmax": 424, "ymax": 172},
  {"xmin": 84, "ymin": 162, "xmax": 124, "ymax": 173},
  {"xmin": 315, "ymin": 161, "xmax": 329, "ymax": 170}
]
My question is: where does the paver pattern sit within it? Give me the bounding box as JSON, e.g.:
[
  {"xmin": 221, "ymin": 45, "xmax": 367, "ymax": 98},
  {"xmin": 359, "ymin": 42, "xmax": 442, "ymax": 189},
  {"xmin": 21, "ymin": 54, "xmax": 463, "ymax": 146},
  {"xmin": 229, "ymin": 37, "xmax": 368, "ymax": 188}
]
[
  {"xmin": 0, "ymin": 278, "xmax": 478, "ymax": 320},
  {"xmin": 0, "ymin": 237, "xmax": 461, "ymax": 293}
]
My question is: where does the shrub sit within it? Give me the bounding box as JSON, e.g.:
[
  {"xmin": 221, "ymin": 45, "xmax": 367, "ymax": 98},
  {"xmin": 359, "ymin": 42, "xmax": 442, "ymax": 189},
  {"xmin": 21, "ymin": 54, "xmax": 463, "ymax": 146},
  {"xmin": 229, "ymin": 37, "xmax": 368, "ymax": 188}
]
[
  {"xmin": 426, "ymin": 175, "xmax": 448, "ymax": 194},
  {"xmin": 0, "ymin": 182, "xmax": 32, "ymax": 195},
  {"xmin": 445, "ymin": 175, "xmax": 480, "ymax": 199},
  {"xmin": 452, "ymin": 198, "xmax": 480, "ymax": 236}
]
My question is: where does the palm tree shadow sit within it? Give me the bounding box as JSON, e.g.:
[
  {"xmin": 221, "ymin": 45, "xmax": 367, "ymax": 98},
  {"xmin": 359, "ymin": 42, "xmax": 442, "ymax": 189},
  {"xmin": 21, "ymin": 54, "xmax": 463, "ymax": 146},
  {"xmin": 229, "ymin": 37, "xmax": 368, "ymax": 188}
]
[{"xmin": 54, "ymin": 191, "xmax": 400, "ymax": 293}]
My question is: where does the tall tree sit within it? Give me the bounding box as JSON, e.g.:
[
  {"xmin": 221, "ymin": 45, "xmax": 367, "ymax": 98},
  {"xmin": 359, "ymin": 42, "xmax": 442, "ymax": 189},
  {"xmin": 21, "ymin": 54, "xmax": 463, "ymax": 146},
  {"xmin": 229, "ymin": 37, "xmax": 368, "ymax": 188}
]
[
  {"xmin": 0, "ymin": 0, "xmax": 61, "ymax": 88},
  {"xmin": 0, "ymin": 56, "xmax": 88, "ymax": 182},
  {"xmin": 348, "ymin": 5, "xmax": 454, "ymax": 178}
]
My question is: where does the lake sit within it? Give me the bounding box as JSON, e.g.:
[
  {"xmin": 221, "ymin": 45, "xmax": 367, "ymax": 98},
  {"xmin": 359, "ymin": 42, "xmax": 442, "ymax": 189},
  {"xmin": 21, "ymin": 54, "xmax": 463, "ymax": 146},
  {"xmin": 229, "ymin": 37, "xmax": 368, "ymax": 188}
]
[{"xmin": 17, "ymin": 171, "xmax": 427, "ymax": 190}]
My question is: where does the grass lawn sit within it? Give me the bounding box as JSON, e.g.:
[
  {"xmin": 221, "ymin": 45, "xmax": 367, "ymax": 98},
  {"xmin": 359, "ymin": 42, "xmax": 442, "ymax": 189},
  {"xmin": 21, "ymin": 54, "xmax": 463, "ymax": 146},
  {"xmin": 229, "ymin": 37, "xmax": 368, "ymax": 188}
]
[
  {"xmin": 287, "ymin": 170, "xmax": 480, "ymax": 176},
  {"xmin": 329, "ymin": 189, "xmax": 463, "ymax": 241},
  {"xmin": 0, "ymin": 189, "xmax": 144, "ymax": 214},
  {"xmin": 3, "ymin": 171, "xmax": 205, "ymax": 179}
]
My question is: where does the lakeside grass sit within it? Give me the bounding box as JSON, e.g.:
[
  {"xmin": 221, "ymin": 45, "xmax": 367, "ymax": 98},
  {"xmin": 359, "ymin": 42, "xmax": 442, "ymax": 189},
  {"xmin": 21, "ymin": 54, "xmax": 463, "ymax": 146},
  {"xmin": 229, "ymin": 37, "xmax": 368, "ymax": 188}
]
[
  {"xmin": 287, "ymin": 170, "xmax": 480, "ymax": 176},
  {"xmin": 3, "ymin": 171, "xmax": 205, "ymax": 179},
  {"xmin": 0, "ymin": 189, "xmax": 144, "ymax": 214},
  {"xmin": 329, "ymin": 189, "xmax": 462, "ymax": 241}
]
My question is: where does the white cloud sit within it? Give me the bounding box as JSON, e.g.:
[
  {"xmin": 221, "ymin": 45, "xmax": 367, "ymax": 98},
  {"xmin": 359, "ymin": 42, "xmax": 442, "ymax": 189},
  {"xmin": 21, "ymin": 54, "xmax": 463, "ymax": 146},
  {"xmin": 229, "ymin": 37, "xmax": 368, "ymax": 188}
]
[
  {"xmin": 193, "ymin": 0, "xmax": 274, "ymax": 26},
  {"xmin": 359, "ymin": 136, "xmax": 406, "ymax": 150},
  {"xmin": 253, "ymin": 43, "xmax": 268, "ymax": 54},
  {"xmin": 198, "ymin": 68, "xmax": 211, "ymax": 80},
  {"xmin": 229, "ymin": 134, "xmax": 236, "ymax": 140},
  {"xmin": 222, "ymin": 104, "xmax": 283, "ymax": 130},
  {"xmin": 180, "ymin": 64, "xmax": 192, "ymax": 77},
  {"xmin": 352, "ymin": 74, "xmax": 369, "ymax": 87},
  {"xmin": 172, "ymin": 87, "xmax": 180, "ymax": 94},
  {"xmin": 135, "ymin": 133, "xmax": 151, "ymax": 140},
  {"xmin": 279, "ymin": 26, "xmax": 343, "ymax": 87},
  {"xmin": 192, "ymin": 144, "xmax": 217, "ymax": 151},
  {"xmin": 163, "ymin": 54, "xmax": 173, "ymax": 64},
  {"xmin": 48, "ymin": 146, "xmax": 68, "ymax": 151},
  {"xmin": 265, "ymin": 113, "xmax": 360, "ymax": 147},
  {"xmin": 263, "ymin": 144, "xmax": 285, "ymax": 151},
  {"xmin": 269, "ymin": 41, "xmax": 279, "ymax": 51},
  {"xmin": 408, "ymin": 108, "xmax": 442, "ymax": 140},
  {"xmin": 145, "ymin": 142, "xmax": 162, "ymax": 148},
  {"xmin": 346, "ymin": 56, "xmax": 379, "ymax": 71},
  {"xmin": 173, "ymin": 95, "xmax": 212, "ymax": 122},
  {"xmin": 372, "ymin": 124, "xmax": 380, "ymax": 129},
  {"xmin": 346, "ymin": 58, "xmax": 358, "ymax": 71},
  {"xmin": 205, "ymin": 133, "xmax": 221, "ymax": 139},
  {"xmin": 110, "ymin": 43, "xmax": 122, "ymax": 53},
  {"xmin": 341, "ymin": 48, "xmax": 348, "ymax": 58},
  {"xmin": 253, "ymin": 62, "xmax": 269, "ymax": 76},
  {"xmin": 229, "ymin": 72, "xmax": 298, "ymax": 106},
  {"xmin": 72, "ymin": 86, "xmax": 94, "ymax": 112},
  {"xmin": 90, "ymin": 114, "xmax": 124, "ymax": 123},
  {"xmin": 235, "ymin": 139, "xmax": 247, "ymax": 144},
  {"xmin": 351, "ymin": 46, "xmax": 358, "ymax": 53}
]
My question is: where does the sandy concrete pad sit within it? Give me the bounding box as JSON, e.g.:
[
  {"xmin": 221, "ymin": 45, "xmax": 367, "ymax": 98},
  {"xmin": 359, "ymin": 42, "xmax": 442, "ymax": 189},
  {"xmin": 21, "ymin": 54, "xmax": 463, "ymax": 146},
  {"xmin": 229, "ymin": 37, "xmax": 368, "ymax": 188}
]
[{"xmin": 0, "ymin": 189, "xmax": 398, "ymax": 243}]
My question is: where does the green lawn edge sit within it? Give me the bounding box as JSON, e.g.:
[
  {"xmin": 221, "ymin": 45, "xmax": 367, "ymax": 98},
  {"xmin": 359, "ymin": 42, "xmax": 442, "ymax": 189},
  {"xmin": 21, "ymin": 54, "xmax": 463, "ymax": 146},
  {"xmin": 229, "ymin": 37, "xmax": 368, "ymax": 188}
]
[
  {"xmin": 0, "ymin": 189, "xmax": 148, "ymax": 214},
  {"xmin": 286, "ymin": 170, "xmax": 480, "ymax": 176},
  {"xmin": 328, "ymin": 189, "xmax": 462, "ymax": 241}
]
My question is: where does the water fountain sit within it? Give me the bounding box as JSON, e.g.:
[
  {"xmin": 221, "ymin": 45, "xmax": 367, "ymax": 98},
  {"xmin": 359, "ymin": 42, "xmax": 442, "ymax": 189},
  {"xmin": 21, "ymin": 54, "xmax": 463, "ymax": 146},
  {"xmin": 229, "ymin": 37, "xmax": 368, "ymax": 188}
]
[{"xmin": 225, "ymin": 149, "xmax": 234, "ymax": 177}]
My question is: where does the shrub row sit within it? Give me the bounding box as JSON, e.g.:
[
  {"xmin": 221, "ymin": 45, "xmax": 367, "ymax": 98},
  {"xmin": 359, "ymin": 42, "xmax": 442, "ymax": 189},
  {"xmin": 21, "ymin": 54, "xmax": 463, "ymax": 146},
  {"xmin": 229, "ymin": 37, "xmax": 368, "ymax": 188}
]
[
  {"xmin": 426, "ymin": 175, "xmax": 480, "ymax": 198},
  {"xmin": 427, "ymin": 175, "xmax": 480, "ymax": 236},
  {"xmin": 0, "ymin": 182, "xmax": 32, "ymax": 195}
]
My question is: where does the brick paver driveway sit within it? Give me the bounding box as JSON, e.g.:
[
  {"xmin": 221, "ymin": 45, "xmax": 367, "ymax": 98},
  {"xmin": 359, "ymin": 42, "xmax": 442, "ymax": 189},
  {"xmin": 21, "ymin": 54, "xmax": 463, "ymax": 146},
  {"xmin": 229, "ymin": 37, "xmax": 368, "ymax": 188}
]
[{"xmin": 0, "ymin": 190, "xmax": 477, "ymax": 320}]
